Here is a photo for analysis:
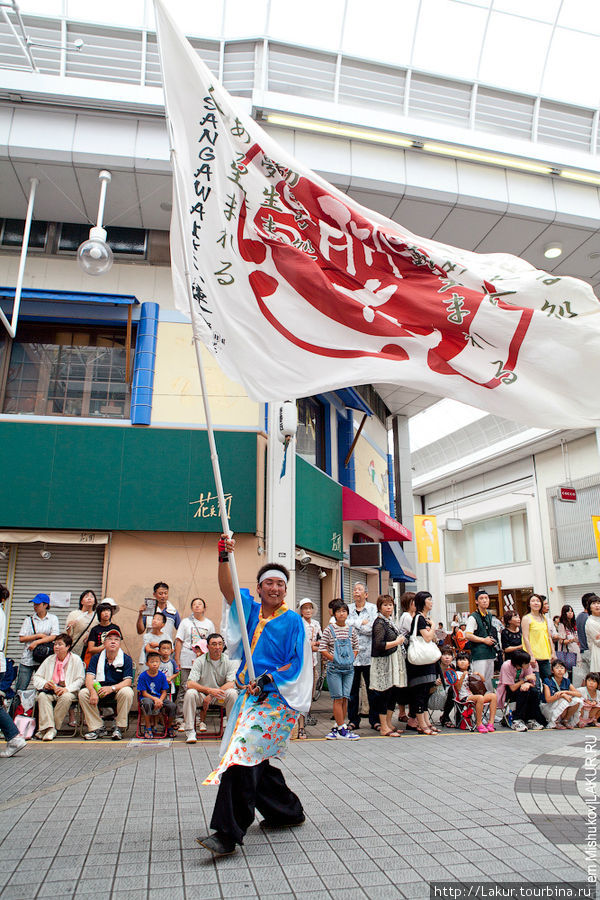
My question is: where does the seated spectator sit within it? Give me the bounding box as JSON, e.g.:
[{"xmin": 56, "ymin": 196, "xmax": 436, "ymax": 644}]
[
  {"xmin": 542, "ymin": 658, "xmax": 584, "ymax": 729},
  {"xmin": 66, "ymin": 590, "xmax": 98, "ymax": 656},
  {"xmin": 80, "ymin": 630, "xmax": 134, "ymax": 740},
  {"xmin": 498, "ymin": 648, "xmax": 545, "ymax": 732},
  {"xmin": 184, "ymin": 634, "xmax": 238, "ymax": 744},
  {"xmin": 453, "ymin": 651, "xmax": 497, "ymax": 733},
  {"xmin": 139, "ymin": 611, "xmax": 169, "ymax": 674},
  {"xmin": 297, "ymin": 599, "xmax": 322, "ymax": 739},
  {"xmin": 83, "ymin": 599, "xmax": 122, "ymax": 666},
  {"xmin": 137, "ymin": 651, "xmax": 176, "ymax": 739},
  {"xmin": 32, "ymin": 633, "xmax": 85, "ymax": 740},
  {"xmin": 435, "ymin": 622, "xmax": 446, "ymax": 645},
  {"xmin": 451, "ymin": 623, "xmax": 467, "ymax": 653},
  {"xmin": 443, "ymin": 652, "xmax": 459, "ymax": 727},
  {"xmin": 16, "ymin": 594, "xmax": 60, "ymax": 694},
  {"xmin": 430, "ymin": 646, "xmax": 456, "ymax": 727},
  {"xmin": 319, "ymin": 602, "xmax": 360, "ymax": 741},
  {"xmin": 579, "ymin": 672, "xmax": 600, "ymax": 728},
  {"xmin": 158, "ymin": 638, "xmax": 179, "ymax": 700},
  {"xmin": 0, "ymin": 583, "xmax": 26, "ymax": 758}
]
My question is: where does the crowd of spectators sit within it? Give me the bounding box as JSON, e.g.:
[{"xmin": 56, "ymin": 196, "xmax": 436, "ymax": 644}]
[{"xmin": 1, "ymin": 577, "xmax": 600, "ymax": 757}]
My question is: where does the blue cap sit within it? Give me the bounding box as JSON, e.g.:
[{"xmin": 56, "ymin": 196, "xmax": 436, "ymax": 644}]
[{"xmin": 29, "ymin": 593, "xmax": 50, "ymax": 606}]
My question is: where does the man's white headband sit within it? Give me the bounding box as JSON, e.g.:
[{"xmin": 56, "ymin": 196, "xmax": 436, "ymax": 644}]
[{"xmin": 258, "ymin": 569, "xmax": 288, "ymax": 585}]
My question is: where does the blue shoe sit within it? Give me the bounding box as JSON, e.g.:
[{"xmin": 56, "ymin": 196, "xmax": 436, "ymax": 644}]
[{"xmin": 325, "ymin": 727, "xmax": 339, "ymax": 740}]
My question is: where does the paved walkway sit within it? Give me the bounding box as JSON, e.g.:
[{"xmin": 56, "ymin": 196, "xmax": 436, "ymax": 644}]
[{"xmin": 0, "ymin": 699, "xmax": 597, "ymax": 899}]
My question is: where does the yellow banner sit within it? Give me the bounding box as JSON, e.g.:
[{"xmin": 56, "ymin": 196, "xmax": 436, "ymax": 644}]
[
  {"xmin": 414, "ymin": 515, "xmax": 440, "ymax": 564},
  {"xmin": 593, "ymin": 516, "xmax": 600, "ymax": 562}
]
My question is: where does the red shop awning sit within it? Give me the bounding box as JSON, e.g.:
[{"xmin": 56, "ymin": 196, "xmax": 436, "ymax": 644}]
[{"xmin": 342, "ymin": 486, "xmax": 412, "ymax": 542}]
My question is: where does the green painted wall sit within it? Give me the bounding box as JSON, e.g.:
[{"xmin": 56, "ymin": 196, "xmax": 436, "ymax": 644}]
[
  {"xmin": 0, "ymin": 422, "xmax": 257, "ymax": 533},
  {"xmin": 295, "ymin": 456, "xmax": 343, "ymax": 559}
]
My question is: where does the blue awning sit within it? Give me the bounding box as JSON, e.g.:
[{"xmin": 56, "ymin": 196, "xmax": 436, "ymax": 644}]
[
  {"xmin": 382, "ymin": 541, "xmax": 416, "ymax": 582},
  {"xmin": 333, "ymin": 387, "xmax": 373, "ymax": 416},
  {"xmin": 0, "ymin": 287, "xmax": 139, "ymax": 306}
]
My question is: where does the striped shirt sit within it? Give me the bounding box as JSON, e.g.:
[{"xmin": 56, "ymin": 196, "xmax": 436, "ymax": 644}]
[{"xmin": 318, "ymin": 623, "xmax": 359, "ymax": 655}]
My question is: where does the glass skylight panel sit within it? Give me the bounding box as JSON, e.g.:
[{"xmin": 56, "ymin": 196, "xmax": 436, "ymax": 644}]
[
  {"xmin": 412, "ymin": 0, "xmax": 487, "ymax": 81},
  {"xmin": 341, "ymin": 0, "xmax": 418, "ymax": 66},
  {"xmin": 541, "ymin": 29, "xmax": 600, "ymax": 108},
  {"xmin": 267, "ymin": 0, "xmax": 345, "ymax": 49},
  {"xmin": 478, "ymin": 12, "xmax": 551, "ymax": 94},
  {"xmin": 492, "ymin": 0, "xmax": 561, "ymax": 25},
  {"xmin": 223, "ymin": 0, "xmax": 268, "ymax": 38},
  {"xmin": 67, "ymin": 0, "xmax": 145, "ymax": 29},
  {"xmin": 558, "ymin": 0, "xmax": 600, "ymax": 36}
]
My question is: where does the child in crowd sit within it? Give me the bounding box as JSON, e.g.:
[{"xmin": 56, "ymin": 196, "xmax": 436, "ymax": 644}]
[
  {"xmin": 319, "ymin": 601, "xmax": 359, "ymax": 741},
  {"xmin": 297, "ymin": 598, "xmax": 322, "ymax": 739},
  {"xmin": 497, "ymin": 648, "xmax": 545, "ymax": 732},
  {"xmin": 158, "ymin": 638, "xmax": 179, "ymax": 701},
  {"xmin": 453, "ymin": 651, "xmax": 498, "ymax": 733},
  {"xmin": 139, "ymin": 611, "xmax": 168, "ymax": 675},
  {"xmin": 437, "ymin": 646, "xmax": 458, "ymax": 728},
  {"xmin": 542, "ymin": 659, "xmax": 583, "ymax": 729},
  {"xmin": 429, "ymin": 646, "xmax": 454, "ymax": 722},
  {"xmin": 579, "ymin": 672, "xmax": 600, "ymax": 727},
  {"xmin": 137, "ymin": 651, "xmax": 176, "ymax": 738}
]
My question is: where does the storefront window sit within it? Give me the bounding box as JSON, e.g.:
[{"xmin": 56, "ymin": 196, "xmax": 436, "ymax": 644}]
[
  {"xmin": 1, "ymin": 324, "xmax": 130, "ymax": 419},
  {"xmin": 444, "ymin": 511, "xmax": 529, "ymax": 572},
  {"xmin": 297, "ymin": 397, "xmax": 326, "ymax": 470}
]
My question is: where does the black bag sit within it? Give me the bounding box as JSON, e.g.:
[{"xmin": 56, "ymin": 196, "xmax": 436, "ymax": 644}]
[{"xmin": 30, "ymin": 617, "xmax": 54, "ymax": 665}]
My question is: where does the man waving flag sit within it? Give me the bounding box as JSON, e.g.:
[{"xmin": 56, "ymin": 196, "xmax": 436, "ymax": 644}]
[{"xmin": 155, "ymin": 0, "xmax": 600, "ymax": 429}]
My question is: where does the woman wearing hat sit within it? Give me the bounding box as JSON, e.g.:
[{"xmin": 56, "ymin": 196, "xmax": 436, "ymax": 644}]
[
  {"xmin": 83, "ymin": 599, "xmax": 122, "ymax": 667},
  {"xmin": 15, "ymin": 593, "xmax": 60, "ymax": 693},
  {"xmin": 297, "ymin": 598, "xmax": 322, "ymax": 739}
]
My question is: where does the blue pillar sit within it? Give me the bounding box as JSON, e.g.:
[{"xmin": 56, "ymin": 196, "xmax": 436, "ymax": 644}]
[{"xmin": 130, "ymin": 301, "xmax": 159, "ymax": 426}]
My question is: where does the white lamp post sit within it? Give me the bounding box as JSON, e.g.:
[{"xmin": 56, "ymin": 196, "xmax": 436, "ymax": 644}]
[{"xmin": 77, "ymin": 170, "xmax": 114, "ymax": 276}]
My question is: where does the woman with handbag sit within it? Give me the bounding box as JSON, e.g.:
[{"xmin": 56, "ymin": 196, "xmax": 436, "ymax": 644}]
[
  {"xmin": 66, "ymin": 590, "xmax": 98, "ymax": 655},
  {"xmin": 406, "ymin": 591, "xmax": 441, "ymax": 735},
  {"xmin": 15, "ymin": 593, "xmax": 60, "ymax": 694},
  {"xmin": 557, "ymin": 605, "xmax": 579, "ymax": 677},
  {"xmin": 371, "ymin": 594, "xmax": 406, "ymax": 737}
]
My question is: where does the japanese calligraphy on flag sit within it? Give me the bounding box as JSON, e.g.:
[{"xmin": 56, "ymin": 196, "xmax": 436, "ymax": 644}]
[{"xmin": 155, "ymin": 0, "xmax": 600, "ymax": 429}]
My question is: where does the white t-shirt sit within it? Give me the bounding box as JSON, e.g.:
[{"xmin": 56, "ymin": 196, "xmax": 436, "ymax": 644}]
[
  {"xmin": 175, "ymin": 616, "xmax": 216, "ymax": 668},
  {"xmin": 19, "ymin": 612, "xmax": 60, "ymax": 665},
  {"xmin": 139, "ymin": 627, "xmax": 169, "ymax": 664}
]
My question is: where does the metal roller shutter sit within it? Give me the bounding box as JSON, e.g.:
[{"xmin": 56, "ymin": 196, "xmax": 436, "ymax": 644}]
[
  {"xmin": 562, "ymin": 584, "xmax": 598, "ymax": 617},
  {"xmin": 295, "ymin": 564, "xmax": 322, "ymax": 625},
  {"xmin": 343, "ymin": 567, "xmax": 368, "ymax": 602},
  {"xmin": 5, "ymin": 542, "xmax": 105, "ymax": 659}
]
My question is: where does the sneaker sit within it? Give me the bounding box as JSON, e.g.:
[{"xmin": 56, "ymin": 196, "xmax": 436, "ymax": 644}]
[
  {"xmin": 186, "ymin": 730, "xmax": 197, "ymax": 744},
  {"xmin": 198, "ymin": 721, "xmax": 207, "ymax": 733},
  {"xmin": 325, "ymin": 727, "xmax": 339, "ymax": 740},
  {"xmin": 85, "ymin": 726, "xmax": 108, "ymax": 741},
  {"xmin": 338, "ymin": 725, "xmax": 360, "ymax": 740},
  {"xmin": 485, "ymin": 723, "xmax": 495, "ymax": 733},
  {"xmin": 111, "ymin": 728, "xmax": 123, "ymax": 741},
  {"xmin": 527, "ymin": 720, "xmax": 545, "ymax": 731},
  {"xmin": 42, "ymin": 728, "xmax": 57, "ymax": 741},
  {"xmin": 0, "ymin": 735, "xmax": 27, "ymax": 758},
  {"xmin": 511, "ymin": 719, "xmax": 528, "ymax": 732}
]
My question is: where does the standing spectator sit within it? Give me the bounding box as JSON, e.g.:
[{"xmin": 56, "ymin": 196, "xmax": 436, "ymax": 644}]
[
  {"xmin": 158, "ymin": 638, "xmax": 179, "ymax": 701},
  {"xmin": 0, "ymin": 583, "xmax": 26, "ymax": 758},
  {"xmin": 370, "ymin": 595, "xmax": 405, "ymax": 737},
  {"xmin": 183, "ymin": 634, "xmax": 238, "ymax": 743},
  {"xmin": 585, "ymin": 596, "xmax": 600, "ymax": 672},
  {"xmin": 137, "ymin": 651, "xmax": 176, "ymax": 738},
  {"xmin": 66, "ymin": 590, "xmax": 98, "ymax": 656},
  {"xmin": 501, "ymin": 611, "xmax": 523, "ymax": 660},
  {"xmin": 347, "ymin": 583, "xmax": 378, "ymax": 731},
  {"xmin": 297, "ymin": 599, "xmax": 322, "ymax": 739},
  {"xmin": 542, "ymin": 659, "xmax": 584, "ymax": 729},
  {"xmin": 550, "ymin": 616, "xmax": 561, "ymax": 652},
  {"xmin": 557, "ymin": 604, "xmax": 580, "ymax": 678},
  {"xmin": 498, "ymin": 648, "xmax": 545, "ymax": 732},
  {"xmin": 464, "ymin": 591, "xmax": 497, "ymax": 690},
  {"xmin": 136, "ymin": 582, "xmax": 181, "ymax": 642},
  {"xmin": 319, "ymin": 602, "xmax": 360, "ymax": 740},
  {"xmin": 406, "ymin": 591, "xmax": 439, "ymax": 735},
  {"xmin": 79, "ymin": 630, "xmax": 134, "ymax": 740},
  {"xmin": 449, "ymin": 613, "xmax": 461, "ymax": 630},
  {"xmin": 396, "ymin": 592, "xmax": 416, "ymax": 728},
  {"xmin": 576, "ymin": 595, "xmax": 593, "ymax": 684},
  {"xmin": 174, "ymin": 597, "xmax": 215, "ymax": 723},
  {"xmin": 15, "ymin": 594, "xmax": 60, "ymax": 694},
  {"xmin": 579, "ymin": 673, "xmax": 600, "ymax": 727},
  {"xmin": 83, "ymin": 599, "xmax": 122, "ymax": 666},
  {"xmin": 32, "ymin": 633, "xmax": 85, "ymax": 740},
  {"xmin": 435, "ymin": 622, "xmax": 446, "ymax": 644},
  {"xmin": 522, "ymin": 593, "xmax": 555, "ymax": 683},
  {"xmin": 139, "ymin": 611, "xmax": 169, "ymax": 674}
]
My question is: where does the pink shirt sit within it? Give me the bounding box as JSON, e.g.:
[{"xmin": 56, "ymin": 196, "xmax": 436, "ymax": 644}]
[{"xmin": 498, "ymin": 659, "xmax": 535, "ymax": 707}]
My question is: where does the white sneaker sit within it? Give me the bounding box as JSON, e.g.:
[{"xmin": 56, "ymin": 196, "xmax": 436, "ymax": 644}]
[
  {"xmin": 511, "ymin": 719, "xmax": 528, "ymax": 732},
  {"xmin": 186, "ymin": 730, "xmax": 197, "ymax": 744},
  {"xmin": 527, "ymin": 720, "xmax": 545, "ymax": 731},
  {"xmin": 338, "ymin": 725, "xmax": 360, "ymax": 740},
  {"xmin": 0, "ymin": 735, "xmax": 27, "ymax": 757},
  {"xmin": 42, "ymin": 728, "xmax": 57, "ymax": 741},
  {"xmin": 198, "ymin": 722, "xmax": 207, "ymax": 733}
]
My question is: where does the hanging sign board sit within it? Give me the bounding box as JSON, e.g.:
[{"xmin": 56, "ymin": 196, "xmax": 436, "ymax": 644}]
[{"xmin": 559, "ymin": 486, "xmax": 577, "ymax": 502}]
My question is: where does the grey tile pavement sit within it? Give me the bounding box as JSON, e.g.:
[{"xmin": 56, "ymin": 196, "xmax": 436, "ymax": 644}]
[{"xmin": 0, "ymin": 713, "xmax": 595, "ymax": 900}]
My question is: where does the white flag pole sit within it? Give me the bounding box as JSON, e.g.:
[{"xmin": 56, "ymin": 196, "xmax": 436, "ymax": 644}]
[{"xmin": 155, "ymin": 12, "xmax": 255, "ymax": 682}]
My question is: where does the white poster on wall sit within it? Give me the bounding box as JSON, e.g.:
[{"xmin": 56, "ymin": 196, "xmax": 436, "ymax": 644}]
[{"xmin": 50, "ymin": 591, "xmax": 71, "ymax": 608}]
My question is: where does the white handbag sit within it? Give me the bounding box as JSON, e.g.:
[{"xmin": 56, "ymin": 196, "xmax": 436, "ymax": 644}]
[{"xmin": 407, "ymin": 635, "xmax": 441, "ymax": 665}]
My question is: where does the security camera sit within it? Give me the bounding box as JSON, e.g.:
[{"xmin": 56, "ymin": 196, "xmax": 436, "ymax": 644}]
[{"xmin": 299, "ymin": 553, "xmax": 311, "ymax": 565}]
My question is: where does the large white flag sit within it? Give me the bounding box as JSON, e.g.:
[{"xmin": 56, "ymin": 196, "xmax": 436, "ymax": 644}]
[{"xmin": 155, "ymin": 0, "xmax": 600, "ymax": 429}]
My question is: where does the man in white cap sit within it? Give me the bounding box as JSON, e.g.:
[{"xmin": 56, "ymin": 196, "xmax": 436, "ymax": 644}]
[{"xmin": 297, "ymin": 599, "xmax": 322, "ymax": 737}]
